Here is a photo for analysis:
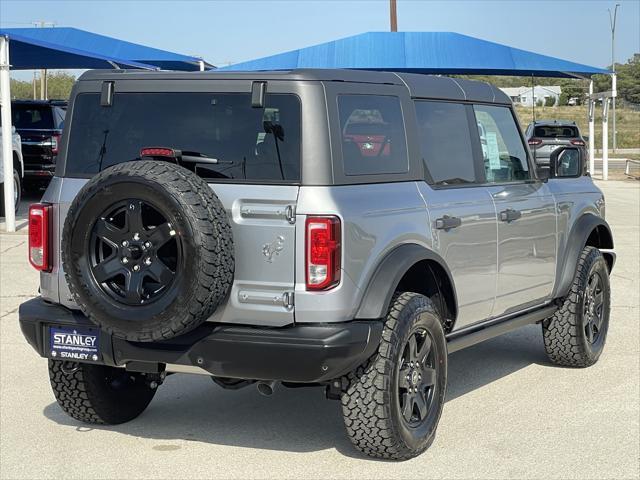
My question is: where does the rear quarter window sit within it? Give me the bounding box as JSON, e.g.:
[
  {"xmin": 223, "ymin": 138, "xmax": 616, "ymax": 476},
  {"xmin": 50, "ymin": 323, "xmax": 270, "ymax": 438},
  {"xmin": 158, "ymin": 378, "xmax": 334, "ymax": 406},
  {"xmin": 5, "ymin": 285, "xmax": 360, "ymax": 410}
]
[
  {"xmin": 65, "ymin": 92, "xmax": 301, "ymax": 182},
  {"xmin": 11, "ymin": 105, "xmax": 54, "ymax": 130},
  {"xmin": 338, "ymin": 95, "xmax": 408, "ymax": 176}
]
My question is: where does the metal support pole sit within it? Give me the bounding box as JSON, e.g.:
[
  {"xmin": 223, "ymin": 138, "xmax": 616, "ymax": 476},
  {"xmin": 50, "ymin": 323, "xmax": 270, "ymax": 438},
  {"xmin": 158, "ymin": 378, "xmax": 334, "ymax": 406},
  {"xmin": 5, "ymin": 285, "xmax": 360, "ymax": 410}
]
[
  {"xmin": 588, "ymin": 80, "xmax": 595, "ymax": 175},
  {"xmin": 602, "ymin": 99, "xmax": 610, "ymax": 181},
  {"xmin": 0, "ymin": 36, "xmax": 16, "ymax": 231}
]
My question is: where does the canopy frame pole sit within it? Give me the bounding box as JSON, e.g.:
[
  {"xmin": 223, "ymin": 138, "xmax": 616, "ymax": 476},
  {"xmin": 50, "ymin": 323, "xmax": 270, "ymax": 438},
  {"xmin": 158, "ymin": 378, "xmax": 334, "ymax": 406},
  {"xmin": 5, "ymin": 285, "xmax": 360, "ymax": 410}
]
[
  {"xmin": 0, "ymin": 35, "xmax": 16, "ymax": 232},
  {"xmin": 588, "ymin": 80, "xmax": 595, "ymax": 175},
  {"xmin": 602, "ymin": 98, "xmax": 610, "ymax": 181}
]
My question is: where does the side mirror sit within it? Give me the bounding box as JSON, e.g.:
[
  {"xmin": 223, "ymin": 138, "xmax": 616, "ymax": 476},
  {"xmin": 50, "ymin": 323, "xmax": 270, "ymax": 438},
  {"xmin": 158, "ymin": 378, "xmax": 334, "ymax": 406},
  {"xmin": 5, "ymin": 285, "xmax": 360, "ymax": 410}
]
[
  {"xmin": 550, "ymin": 146, "xmax": 582, "ymax": 178},
  {"xmin": 11, "ymin": 126, "xmax": 16, "ymax": 135}
]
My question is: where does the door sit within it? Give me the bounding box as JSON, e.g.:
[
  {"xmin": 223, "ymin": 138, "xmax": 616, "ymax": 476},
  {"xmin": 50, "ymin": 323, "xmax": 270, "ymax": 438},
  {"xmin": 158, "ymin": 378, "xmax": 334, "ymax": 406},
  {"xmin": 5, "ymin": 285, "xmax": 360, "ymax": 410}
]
[
  {"xmin": 414, "ymin": 100, "xmax": 497, "ymax": 328},
  {"xmin": 473, "ymin": 104, "xmax": 557, "ymax": 316}
]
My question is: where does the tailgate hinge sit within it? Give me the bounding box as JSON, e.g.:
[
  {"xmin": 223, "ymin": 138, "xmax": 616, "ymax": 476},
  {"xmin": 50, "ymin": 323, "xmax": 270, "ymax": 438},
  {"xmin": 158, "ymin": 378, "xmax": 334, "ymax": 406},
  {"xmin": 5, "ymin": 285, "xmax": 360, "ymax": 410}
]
[
  {"xmin": 283, "ymin": 291, "xmax": 295, "ymax": 310},
  {"xmin": 285, "ymin": 204, "xmax": 296, "ymax": 224}
]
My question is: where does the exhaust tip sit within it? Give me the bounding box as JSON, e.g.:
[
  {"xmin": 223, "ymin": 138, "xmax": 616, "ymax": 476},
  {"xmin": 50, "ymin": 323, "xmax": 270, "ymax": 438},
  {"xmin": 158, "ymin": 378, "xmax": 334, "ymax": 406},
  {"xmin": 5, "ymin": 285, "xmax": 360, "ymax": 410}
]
[{"xmin": 257, "ymin": 381, "xmax": 276, "ymax": 396}]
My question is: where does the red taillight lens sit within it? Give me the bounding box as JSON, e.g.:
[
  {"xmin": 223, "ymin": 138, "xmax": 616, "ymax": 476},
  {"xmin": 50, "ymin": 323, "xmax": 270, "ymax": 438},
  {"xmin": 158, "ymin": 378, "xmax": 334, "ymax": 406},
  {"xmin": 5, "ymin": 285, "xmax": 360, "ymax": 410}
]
[
  {"xmin": 140, "ymin": 147, "xmax": 177, "ymax": 158},
  {"xmin": 29, "ymin": 204, "xmax": 51, "ymax": 271},
  {"xmin": 51, "ymin": 134, "xmax": 61, "ymax": 156},
  {"xmin": 528, "ymin": 138, "xmax": 542, "ymax": 146},
  {"xmin": 305, "ymin": 216, "xmax": 341, "ymax": 290},
  {"xmin": 571, "ymin": 139, "xmax": 585, "ymax": 146}
]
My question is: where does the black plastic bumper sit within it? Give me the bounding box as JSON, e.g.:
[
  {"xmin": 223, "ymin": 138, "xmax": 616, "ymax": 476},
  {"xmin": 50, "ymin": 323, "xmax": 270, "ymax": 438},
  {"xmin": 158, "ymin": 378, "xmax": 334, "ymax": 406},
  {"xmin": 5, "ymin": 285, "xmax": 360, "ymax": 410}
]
[{"xmin": 19, "ymin": 298, "xmax": 382, "ymax": 383}]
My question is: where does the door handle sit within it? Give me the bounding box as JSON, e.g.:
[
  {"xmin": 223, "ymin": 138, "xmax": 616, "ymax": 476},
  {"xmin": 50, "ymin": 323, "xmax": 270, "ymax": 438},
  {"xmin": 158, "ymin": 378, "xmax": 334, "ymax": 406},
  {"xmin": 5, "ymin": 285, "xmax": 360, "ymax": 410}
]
[
  {"xmin": 435, "ymin": 215, "xmax": 462, "ymax": 231},
  {"xmin": 500, "ymin": 208, "xmax": 522, "ymax": 222}
]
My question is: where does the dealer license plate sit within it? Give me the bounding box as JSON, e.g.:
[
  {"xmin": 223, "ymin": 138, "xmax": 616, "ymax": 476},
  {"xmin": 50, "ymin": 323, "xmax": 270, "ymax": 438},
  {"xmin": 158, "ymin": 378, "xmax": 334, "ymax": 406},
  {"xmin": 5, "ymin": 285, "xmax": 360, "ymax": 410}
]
[{"xmin": 48, "ymin": 326, "xmax": 100, "ymax": 362}]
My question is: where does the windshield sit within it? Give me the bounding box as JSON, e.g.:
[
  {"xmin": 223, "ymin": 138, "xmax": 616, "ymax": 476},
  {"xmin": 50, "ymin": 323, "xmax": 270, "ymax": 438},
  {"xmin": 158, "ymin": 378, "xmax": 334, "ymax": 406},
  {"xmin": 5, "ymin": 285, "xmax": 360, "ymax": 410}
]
[
  {"xmin": 534, "ymin": 125, "xmax": 579, "ymax": 138},
  {"xmin": 65, "ymin": 92, "xmax": 301, "ymax": 182}
]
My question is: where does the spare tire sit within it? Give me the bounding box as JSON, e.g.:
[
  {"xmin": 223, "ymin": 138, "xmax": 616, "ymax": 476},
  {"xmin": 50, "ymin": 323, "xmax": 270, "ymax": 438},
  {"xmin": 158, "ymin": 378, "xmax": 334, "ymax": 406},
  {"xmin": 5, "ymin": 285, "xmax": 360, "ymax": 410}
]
[{"xmin": 62, "ymin": 161, "xmax": 234, "ymax": 342}]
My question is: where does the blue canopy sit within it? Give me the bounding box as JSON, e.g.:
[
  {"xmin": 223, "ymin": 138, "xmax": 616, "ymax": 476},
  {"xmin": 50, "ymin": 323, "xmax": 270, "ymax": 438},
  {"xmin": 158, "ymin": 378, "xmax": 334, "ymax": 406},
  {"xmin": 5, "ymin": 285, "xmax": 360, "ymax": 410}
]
[
  {"xmin": 0, "ymin": 27, "xmax": 211, "ymax": 71},
  {"xmin": 221, "ymin": 32, "xmax": 610, "ymax": 78}
]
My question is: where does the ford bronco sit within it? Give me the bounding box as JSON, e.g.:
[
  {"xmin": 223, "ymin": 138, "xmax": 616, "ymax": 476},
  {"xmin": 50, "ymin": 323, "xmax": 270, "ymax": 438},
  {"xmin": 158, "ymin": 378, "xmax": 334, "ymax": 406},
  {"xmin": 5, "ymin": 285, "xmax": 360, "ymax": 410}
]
[{"xmin": 19, "ymin": 69, "xmax": 615, "ymax": 460}]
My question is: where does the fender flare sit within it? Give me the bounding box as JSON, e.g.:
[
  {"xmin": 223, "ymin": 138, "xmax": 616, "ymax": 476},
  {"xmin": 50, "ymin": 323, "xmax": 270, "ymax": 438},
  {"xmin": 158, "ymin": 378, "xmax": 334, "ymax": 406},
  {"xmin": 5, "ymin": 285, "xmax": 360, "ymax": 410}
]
[
  {"xmin": 553, "ymin": 213, "xmax": 614, "ymax": 299},
  {"xmin": 355, "ymin": 243, "xmax": 458, "ymax": 320}
]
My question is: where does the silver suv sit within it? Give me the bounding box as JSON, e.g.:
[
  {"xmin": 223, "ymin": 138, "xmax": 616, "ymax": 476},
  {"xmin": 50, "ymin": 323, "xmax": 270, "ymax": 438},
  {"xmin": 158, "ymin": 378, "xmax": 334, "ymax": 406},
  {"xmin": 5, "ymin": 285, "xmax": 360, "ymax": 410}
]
[{"xmin": 19, "ymin": 69, "xmax": 615, "ymax": 460}]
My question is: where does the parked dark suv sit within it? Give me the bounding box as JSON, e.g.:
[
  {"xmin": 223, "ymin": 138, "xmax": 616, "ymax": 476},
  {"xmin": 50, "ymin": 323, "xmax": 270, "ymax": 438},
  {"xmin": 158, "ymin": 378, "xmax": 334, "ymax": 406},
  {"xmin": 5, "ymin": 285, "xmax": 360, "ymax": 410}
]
[
  {"xmin": 525, "ymin": 119, "xmax": 587, "ymax": 172},
  {"xmin": 12, "ymin": 100, "xmax": 66, "ymax": 189}
]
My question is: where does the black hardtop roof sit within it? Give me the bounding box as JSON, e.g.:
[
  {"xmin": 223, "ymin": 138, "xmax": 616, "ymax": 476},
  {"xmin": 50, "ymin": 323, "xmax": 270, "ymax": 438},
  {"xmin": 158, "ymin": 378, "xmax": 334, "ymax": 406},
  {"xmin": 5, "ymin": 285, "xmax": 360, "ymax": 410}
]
[{"xmin": 79, "ymin": 68, "xmax": 510, "ymax": 105}]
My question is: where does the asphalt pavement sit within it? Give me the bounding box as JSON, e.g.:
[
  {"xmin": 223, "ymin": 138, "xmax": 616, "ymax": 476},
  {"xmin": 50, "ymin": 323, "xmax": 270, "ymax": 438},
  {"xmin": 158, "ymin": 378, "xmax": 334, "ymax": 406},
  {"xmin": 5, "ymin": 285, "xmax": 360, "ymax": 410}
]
[{"xmin": 1, "ymin": 181, "xmax": 638, "ymax": 479}]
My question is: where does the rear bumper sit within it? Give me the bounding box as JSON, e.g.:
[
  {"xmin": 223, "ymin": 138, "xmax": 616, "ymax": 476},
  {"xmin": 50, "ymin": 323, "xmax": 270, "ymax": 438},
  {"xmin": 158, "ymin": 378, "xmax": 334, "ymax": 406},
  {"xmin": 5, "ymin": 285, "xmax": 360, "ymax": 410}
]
[{"xmin": 19, "ymin": 298, "xmax": 382, "ymax": 383}]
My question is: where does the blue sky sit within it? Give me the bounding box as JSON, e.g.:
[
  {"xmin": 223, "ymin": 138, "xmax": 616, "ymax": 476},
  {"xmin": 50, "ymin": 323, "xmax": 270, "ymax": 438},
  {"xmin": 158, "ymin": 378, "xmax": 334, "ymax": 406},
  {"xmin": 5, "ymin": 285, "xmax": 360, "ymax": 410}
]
[{"xmin": 2, "ymin": 0, "xmax": 639, "ymax": 79}]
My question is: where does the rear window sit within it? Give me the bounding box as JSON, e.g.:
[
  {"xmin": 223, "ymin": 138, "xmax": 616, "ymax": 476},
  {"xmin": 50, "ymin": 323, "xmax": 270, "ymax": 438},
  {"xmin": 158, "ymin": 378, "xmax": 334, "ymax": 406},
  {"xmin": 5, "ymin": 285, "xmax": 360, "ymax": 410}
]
[
  {"xmin": 65, "ymin": 92, "xmax": 301, "ymax": 182},
  {"xmin": 11, "ymin": 105, "xmax": 55, "ymax": 130},
  {"xmin": 338, "ymin": 95, "xmax": 408, "ymax": 176},
  {"xmin": 534, "ymin": 125, "xmax": 579, "ymax": 138}
]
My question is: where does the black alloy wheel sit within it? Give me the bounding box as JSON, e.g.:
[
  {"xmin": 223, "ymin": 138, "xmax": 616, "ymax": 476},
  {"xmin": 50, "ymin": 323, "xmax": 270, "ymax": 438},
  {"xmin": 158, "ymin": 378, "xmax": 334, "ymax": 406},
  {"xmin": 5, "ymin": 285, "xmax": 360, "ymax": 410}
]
[
  {"xmin": 397, "ymin": 328, "xmax": 439, "ymax": 427},
  {"xmin": 583, "ymin": 271, "xmax": 605, "ymax": 344},
  {"xmin": 89, "ymin": 199, "xmax": 182, "ymax": 306}
]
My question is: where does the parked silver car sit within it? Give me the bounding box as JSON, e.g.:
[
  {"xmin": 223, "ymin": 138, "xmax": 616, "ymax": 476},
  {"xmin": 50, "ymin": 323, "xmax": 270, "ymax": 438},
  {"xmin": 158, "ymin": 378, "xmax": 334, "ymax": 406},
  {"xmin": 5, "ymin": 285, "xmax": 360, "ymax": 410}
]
[
  {"xmin": 19, "ymin": 70, "xmax": 614, "ymax": 460},
  {"xmin": 525, "ymin": 119, "xmax": 588, "ymax": 173},
  {"xmin": 0, "ymin": 125, "xmax": 24, "ymax": 216}
]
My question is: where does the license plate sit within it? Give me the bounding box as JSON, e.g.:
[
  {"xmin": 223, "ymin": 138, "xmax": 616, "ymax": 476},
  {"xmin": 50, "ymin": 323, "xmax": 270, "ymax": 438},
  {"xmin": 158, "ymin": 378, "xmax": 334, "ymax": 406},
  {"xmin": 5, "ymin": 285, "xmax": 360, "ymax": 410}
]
[{"xmin": 49, "ymin": 326, "xmax": 100, "ymax": 362}]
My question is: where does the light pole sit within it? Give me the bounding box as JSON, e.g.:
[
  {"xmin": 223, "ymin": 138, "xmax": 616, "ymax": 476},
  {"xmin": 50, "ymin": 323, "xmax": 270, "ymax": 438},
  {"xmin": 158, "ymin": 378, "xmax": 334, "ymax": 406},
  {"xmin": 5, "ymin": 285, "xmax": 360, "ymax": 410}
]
[
  {"xmin": 609, "ymin": 3, "xmax": 620, "ymax": 153},
  {"xmin": 390, "ymin": 0, "xmax": 398, "ymax": 32}
]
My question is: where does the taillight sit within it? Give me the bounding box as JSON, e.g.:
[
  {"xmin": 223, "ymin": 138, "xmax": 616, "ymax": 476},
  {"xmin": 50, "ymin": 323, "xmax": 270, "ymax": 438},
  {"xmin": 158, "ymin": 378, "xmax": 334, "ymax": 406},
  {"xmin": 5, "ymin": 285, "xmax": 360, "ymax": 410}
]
[
  {"xmin": 29, "ymin": 204, "xmax": 51, "ymax": 271},
  {"xmin": 571, "ymin": 139, "xmax": 586, "ymax": 146},
  {"xmin": 528, "ymin": 138, "xmax": 542, "ymax": 146},
  {"xmin": 51, "ymin": 134, "xmax": 61, "ymax": 156},
  {"xmin": 305, "ymin": 216, "xmax": 341, "ymax": 290}
]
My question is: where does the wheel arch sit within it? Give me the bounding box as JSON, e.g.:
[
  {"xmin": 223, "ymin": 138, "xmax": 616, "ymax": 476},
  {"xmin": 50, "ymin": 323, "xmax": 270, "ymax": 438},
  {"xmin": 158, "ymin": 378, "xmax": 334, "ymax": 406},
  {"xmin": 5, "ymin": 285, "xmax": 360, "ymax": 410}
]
[
  {"xmin": 355, "ymin": 244, "xmax": 458, "ymax": 332},
  {"xmin": 553, "ymin": 213, "xmax": 615, "ymax": 299}
]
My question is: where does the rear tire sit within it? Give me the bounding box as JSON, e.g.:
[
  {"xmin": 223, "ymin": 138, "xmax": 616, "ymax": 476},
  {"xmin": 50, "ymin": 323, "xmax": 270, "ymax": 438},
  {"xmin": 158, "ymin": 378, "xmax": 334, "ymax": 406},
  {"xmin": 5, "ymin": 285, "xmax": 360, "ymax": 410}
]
[
  {"xmin": 341, "ymin": 292, "xmax": 448, "ymax": 460},
  {"xmin": 542, "ymin": 246, "xmax": 610, "ymax": 367},
  {"xmin": 48, "ymin": 360, "xmax": 157, "ymax": 425}
]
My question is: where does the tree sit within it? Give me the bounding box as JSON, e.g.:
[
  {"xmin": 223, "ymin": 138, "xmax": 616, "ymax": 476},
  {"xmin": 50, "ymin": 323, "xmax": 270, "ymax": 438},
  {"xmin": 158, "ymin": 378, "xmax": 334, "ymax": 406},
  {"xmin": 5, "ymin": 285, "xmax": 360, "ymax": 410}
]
[
  {"xmin": 9, "ymin": 71, "xmax": 76, "ymax": 100},
  {"xmin": 592, "ymin": 54, "xmax": 640, "ymax": 105}
]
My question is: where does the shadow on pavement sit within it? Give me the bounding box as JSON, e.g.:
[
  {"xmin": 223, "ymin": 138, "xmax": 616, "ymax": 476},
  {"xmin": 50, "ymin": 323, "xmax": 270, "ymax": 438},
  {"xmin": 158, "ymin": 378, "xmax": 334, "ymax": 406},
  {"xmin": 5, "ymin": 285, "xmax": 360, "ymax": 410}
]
[{"xmin": 42, "ymin": 323, "xmax": 552, "ymax": 458}]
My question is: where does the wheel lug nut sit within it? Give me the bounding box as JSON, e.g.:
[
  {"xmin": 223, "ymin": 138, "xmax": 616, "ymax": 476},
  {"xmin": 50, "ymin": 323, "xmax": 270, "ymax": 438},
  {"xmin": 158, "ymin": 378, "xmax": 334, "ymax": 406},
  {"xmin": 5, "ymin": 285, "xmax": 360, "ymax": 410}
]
[
  {"xmin": 122, "ymin": 240, "xmax": 129, "ymax": 247},
  {"xmin": 133, "ymin": 265, "xmax": 140, "ymax": 272},
  {"xmin": 121, "ymin": 257, "xmax": 129, "ymax": 264},
  {"xmin": 133, "ymin": 233, "xmax": 141, "ymax": 241},
  {"xmin": 144, "ymin": 241, "xmax": 151, "ymax": 248},
  {"xmin": 144, "ymin": 257, "xmax": 152, "ymax": 266}
]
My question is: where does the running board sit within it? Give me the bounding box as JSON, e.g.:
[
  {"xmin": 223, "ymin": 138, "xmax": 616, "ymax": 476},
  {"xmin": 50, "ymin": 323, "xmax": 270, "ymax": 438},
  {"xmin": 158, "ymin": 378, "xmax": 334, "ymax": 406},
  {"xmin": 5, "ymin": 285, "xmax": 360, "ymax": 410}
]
[{"xmin": 446, "ymin": 304, "xmax": 557, "ymax": 353}]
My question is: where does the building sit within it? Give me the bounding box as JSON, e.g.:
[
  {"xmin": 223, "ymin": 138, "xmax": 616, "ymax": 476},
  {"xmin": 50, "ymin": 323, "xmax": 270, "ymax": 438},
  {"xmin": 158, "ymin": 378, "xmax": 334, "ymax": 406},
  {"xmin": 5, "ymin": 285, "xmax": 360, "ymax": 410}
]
[{"xmin": 500, "ymin": 86, "xmax": 562, "ymax": 107}]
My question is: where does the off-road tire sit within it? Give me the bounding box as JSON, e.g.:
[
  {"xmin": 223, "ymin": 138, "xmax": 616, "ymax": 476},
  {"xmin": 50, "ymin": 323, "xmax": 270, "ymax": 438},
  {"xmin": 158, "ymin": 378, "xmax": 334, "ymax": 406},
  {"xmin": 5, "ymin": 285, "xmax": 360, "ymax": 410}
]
[
  {"xmin": 48, "ymin": 360, "xmax": 156, "ymax": 424},
  {"xmin": 341, "ymin": 292, "xmax": 448, "ymax": 460},
  {"xmin": 62, "ymin": 161, "xmax": 234, "ymax": 342},
  {"xmin": 542, "ymin": 246, "xmax": 610, "ymax": 367}
]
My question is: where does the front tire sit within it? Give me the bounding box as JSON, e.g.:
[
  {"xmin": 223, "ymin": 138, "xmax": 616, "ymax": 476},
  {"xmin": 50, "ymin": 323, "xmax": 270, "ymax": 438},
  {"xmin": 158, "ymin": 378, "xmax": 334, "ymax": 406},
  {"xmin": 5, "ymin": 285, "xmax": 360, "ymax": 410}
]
[
  {"xmin": 542, "ymin": 246, "xmax": 611, "ymax": 367},
  {"xmin": 341, "ymin": 292, "xmax": 448, "ymax": 460},
  {"xmin": 48, "ymin": 360, "xmax": 157, "ymax": 424}
]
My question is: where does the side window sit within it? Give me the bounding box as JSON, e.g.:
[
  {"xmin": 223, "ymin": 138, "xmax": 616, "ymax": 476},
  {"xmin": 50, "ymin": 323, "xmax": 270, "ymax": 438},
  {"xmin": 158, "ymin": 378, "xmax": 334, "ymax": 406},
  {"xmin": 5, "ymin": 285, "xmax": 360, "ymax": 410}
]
[
  {"xmin": 338, "ymin": 95, "xmax": 408, "ymax": 176},
  {"xmin": 415, "ymin": 101, "xmax": 477, "ymax": 185},
  {"xmin": 473, "ymin": 105, "xmax": 530, "ymax": 183}
]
